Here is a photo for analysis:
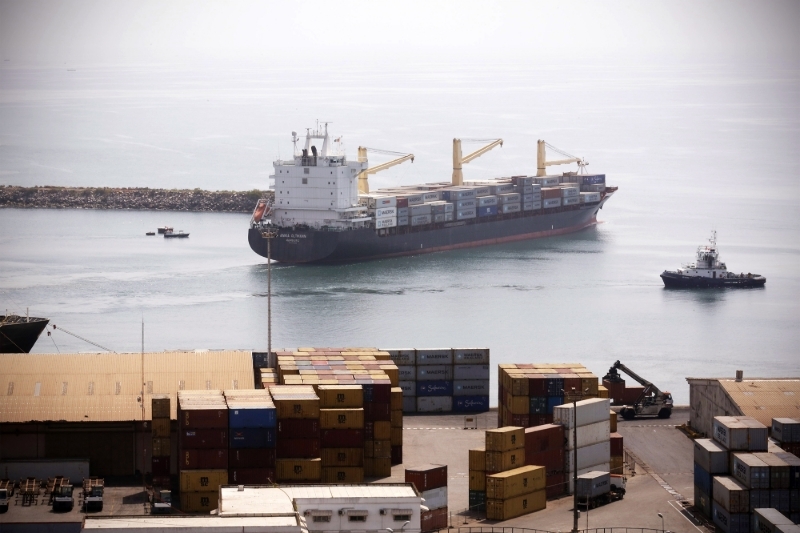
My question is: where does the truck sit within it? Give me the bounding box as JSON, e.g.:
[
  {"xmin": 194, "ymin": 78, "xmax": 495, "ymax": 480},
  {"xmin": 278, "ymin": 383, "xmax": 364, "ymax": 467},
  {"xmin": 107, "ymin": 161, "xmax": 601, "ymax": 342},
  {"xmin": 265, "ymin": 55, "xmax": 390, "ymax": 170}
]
[
  {"xmin": 0, "ymin": 487, "xmax": 9, "ymax": 513},
  {"xmin": 603, "ymin": 360, "xmax": 673, "ymax": 419},
  {"xmin": 151, "ymin": 488, "xmax": 172, "ymax": 514},
  {"xmin": 83, "ymin": 477, "xmax": 104, "ymax": 512},
  {"xmin": 576, "ymin": 471, "xmax": 626, "ymax": 509},
  {"xmin": 52, "ymin": 484, "xmax": 74, "ymax": 512}
]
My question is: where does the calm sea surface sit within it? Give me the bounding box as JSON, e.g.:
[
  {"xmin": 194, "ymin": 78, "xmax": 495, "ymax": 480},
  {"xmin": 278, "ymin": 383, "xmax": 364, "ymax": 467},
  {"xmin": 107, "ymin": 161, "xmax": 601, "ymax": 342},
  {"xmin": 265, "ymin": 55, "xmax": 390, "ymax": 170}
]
[{"xmin": 1, "ymin": 62, "xmax": 798, "ymax": 403}]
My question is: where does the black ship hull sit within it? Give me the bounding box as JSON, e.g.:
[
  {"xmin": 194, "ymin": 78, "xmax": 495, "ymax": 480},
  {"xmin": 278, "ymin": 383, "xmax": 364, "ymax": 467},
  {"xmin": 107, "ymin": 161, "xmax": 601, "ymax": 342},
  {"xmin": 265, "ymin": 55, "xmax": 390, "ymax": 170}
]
[
  {"xmin": 660, "ymin": 272, "xmax": 766, "ymax": 288},
  {"xmin": 249, "ymin": 196, "xmax": 611, "ymax": 264},
  {"xmin": 0, "ymin": 316, "xmax": 50, "ymax": 353}
]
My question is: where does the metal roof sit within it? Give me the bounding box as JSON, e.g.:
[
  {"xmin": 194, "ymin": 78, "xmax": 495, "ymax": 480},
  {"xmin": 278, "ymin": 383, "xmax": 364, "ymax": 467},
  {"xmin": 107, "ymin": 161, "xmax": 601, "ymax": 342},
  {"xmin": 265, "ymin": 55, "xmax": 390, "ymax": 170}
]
[
  {"xmin": 83, "ymin": 515, "xmax": 305, "ymax": 531},
  {"xmin": 218, "ymin": 486, "xmax": 296, "ymax": 517},
  {"xmin": 0, "ymin": 351, "xmax": 254, "ymax": 423},
  {"xmin": 717, "ymin": 378, "xmax": 800, "ymax": 428}
]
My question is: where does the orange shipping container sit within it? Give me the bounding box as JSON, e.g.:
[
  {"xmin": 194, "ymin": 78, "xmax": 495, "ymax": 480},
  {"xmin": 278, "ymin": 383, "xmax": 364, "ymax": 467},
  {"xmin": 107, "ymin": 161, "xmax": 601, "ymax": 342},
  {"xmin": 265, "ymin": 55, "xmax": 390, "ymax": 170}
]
[
  {"xmin": 322, "ymin": 466, "xmax": 364, "ymax": 483},
  {"xmin": 391, "ymin": 409, "xmax": 403, "ymax": 428},
  {"xmin": 391, "ymin": 387, "xmax": 404, "ymax": 410},
  {"xmin": 151, "ymin": 396, "xmax": 171, "ymax": 419},
  {"xmin": 180, "ymin": 491, "xmax": 218, "ymax": 513},
  {"xmin": 470, "ymin": 470, "xmax": 486, "ymax": 491},
  {"xmin": 486, "ymin": 489, "xmax": 546, "ymax": 520},
  {"xmin": 321, "ymin": 448, "xmax": 364, "ymax": 467},
  {"xmin": 152, "ymin": 418, "xmax": 170, "ymax": 438},
  {"xmin": 317, "ymin": 385, "xmax": 363, "ymax": 408},
  {"xmin": 364, "ymin": 457, "xmax": 392, "ymax": 477},
  {"xmin": 320, "ymin": 408, "xmax": 364, "ymax": 430},
  {"xmin": 152, "ymin": 437, "xmax": 171, "ymax": 457},
  {"xmin": 486, "ymin": 427, "xmax": 525, "ymax": 452},
  {"xmin": 469, "ymin": 448, "xmax": 486, "ymax": 471},
  {"xmin": 486, "ymin": 449, "xmax": 525, "ymax": 472},
  {"xmin": 276, "ymin": 458, "xmax": 322, "ymax": 481},
  {"xmin": 373, "ymin": 421, "xmax": 392, "ymax": 440},
  {"xmin": 486, "ymin": 465, "xmax": 546, "ymax": 499},
  {"xmin": 179, "ymin": 470, "xmax": 227, "ymax": 492}
]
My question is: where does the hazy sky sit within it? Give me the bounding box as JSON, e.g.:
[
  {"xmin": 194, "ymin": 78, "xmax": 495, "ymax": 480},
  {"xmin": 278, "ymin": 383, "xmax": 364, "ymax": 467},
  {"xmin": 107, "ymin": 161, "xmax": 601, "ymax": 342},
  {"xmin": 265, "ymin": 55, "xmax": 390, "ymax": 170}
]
[{"xmin": 1, "ymin": 0, "xmax": 798, "ymax": 67}]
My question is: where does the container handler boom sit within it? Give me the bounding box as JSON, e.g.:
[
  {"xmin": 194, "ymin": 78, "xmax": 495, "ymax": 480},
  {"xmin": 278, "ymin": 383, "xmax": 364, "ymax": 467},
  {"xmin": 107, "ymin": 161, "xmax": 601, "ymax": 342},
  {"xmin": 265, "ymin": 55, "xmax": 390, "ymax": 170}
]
[
  {"xmin": 452, "ymin": 138, "xmax": 503, "ymax": 186},
  {"xmin": 604, "ymin": 360, "xmax": 673, "ymax": 420},
  {"xmin": 357, "ymin": 147, "xmax": 414, "ymax": 194}
]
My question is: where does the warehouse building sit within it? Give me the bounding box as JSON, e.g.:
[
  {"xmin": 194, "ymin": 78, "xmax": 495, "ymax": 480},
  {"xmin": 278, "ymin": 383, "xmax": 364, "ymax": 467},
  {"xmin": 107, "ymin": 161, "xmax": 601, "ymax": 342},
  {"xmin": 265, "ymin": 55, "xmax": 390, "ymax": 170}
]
[
  {"xmin": 0, "ymin": 350, "xmax": 255, "ymax": 477},
  {"xmin": 685, "ymin": 373, "xmax": 800, "ymax": 437}
]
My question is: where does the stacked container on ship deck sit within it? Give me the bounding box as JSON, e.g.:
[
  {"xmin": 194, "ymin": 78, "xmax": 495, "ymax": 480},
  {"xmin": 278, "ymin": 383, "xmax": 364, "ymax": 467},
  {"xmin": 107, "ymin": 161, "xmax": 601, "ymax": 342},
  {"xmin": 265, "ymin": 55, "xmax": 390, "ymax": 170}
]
[
  {"xmin": 406, "ymin": 464, "xmax": 448, "ymax": 532},
  {"xmin": 524, "ymin": 424, "xmax": 566, "ymax": 499},
  {"xmin": 317, "ymin": 385, "xmax": 364, "ymax": 483},
  {"xmin": 486, "ymin": 465, "xmax": 547, "ymax": 520},
  {"xmin": 553, "ymin": 398, "xmax": 612, "ymax": 494},
  {"xmin": 270, "ymin": 385, "xmax": 322, "ymax": 483},
  {"xmin": 224, "ymin": 389, "xmax": 277, "ymax": 485},
  {"xmin": 177, "ymin": 390, "xmax": 228, "ymax": 513},
  {"xmin": 391, "ymin": 386, "xmax": 404, "ymax": 465},
  {"xmin": 151, "ymin": 394, "xmax": 171, "ymax": 489}
]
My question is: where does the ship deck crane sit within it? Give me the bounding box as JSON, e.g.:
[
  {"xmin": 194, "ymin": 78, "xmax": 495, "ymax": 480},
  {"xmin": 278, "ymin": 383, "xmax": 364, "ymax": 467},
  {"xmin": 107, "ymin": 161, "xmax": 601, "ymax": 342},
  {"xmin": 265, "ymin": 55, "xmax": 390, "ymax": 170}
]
[
  {"xmin": 452, "ymin": 138, "xmax": 503, "ymax": 186},
  {"xmin": 536, "ymin": 140, "xmax": 588, "ymax": 176},
  {"xmin": 357, "ymin": 147, "xmax": 414, "ymax": 194},
  {"xmin": 604, "ymin": 360, "xmax": 673, "ymax": 420}
]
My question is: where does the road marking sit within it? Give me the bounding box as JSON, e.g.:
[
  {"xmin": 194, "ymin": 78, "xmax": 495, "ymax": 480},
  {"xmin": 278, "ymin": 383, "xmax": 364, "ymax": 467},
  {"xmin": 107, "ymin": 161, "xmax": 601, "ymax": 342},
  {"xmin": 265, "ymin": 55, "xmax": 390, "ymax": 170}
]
[{"xmin": 668, "ymin": 498, "xmax": 707, "ymax": 533}]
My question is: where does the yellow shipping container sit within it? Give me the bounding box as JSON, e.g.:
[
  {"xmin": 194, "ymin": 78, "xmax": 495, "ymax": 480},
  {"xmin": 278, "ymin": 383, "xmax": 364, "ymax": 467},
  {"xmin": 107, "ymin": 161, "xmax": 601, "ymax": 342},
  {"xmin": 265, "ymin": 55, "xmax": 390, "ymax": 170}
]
[
  {"xmin": 391, "ymin": 409, "xmax": 403, "ymax": 428},
  {"xmin": 364, "ymin": 457, "xmax": 392, "ymax": 477},
  {"xmin": 509, "ymin": 375, "xmax": 530, "ymax": 396},
  {"xmin": 486, "ymin": 489, "xmax": 546, "ymax": 521},
  {"xmin": 274, "ymin": 399, "xmax": 320, "ymax": 419},
  {"xmin": 322, "ymin": 467, "xmax": 364, "ymax": 484},
  {"xmin": 486, "ymin": 427, "xmax": 525, "ymax": 452},
  {"xmin": 363, "ymin": 440, "xmax": 374, "ymax": 458},
  {"xmin": 391, "ymin": 427, "xmax": 403, "ymax": 446},
  {"xmin": 469, "ymin": 470, "xmax": 486, "ymax": 491},
  {"xmin": 152, "ymin": 437, "xmax": 171, "ymax": 457},
  {"xmin": 317, "ymin": 385, "xmax": 363, "ymax": 408},
  {"xmin": 276, "ymin": 458, "xmax": 322, "ymax": 481},
  {"xmin": 598, "ymin": 385, "xmax": 609, "ymax": 399},
  {"xmin": 373, "ymin": 421, "xmax": 392, "ymax": 440},
  {"xmin": 610, "ymin": 456, "xmax": 624, "ymax": 475},
  {"xmin": 609, "ymin": 410, "xmax": 618, "ymax": 432},
  {"xmin": 180, "ymin": 491, "xmax": 218, "ymax": 513},
  {"xmin": 390, "ymin": 387, "xmax": 404, "ymax": 410},
  {"xmin": 469, "ymin": 448, "xmax": 486, "ymax": 471},
  {"xmin": 321, "ymin": 448, "xmax": 364, "ymax": 467},
  {"xmin": 320, "ymin": 408, "xmax": 364, "ymax": 429},
  {"xmin": 485, "ymin": 449, "xmax": 524, "ymax": 473},
  {"xmin": 180, "ymin": 470, "xmax": 227, "ymax": 493},
  {"xmin": 580, "ymin": 376, "xmax": 599, "ymax": 395},
  {"xmin": 151, "ymin": 418, "xmax": 170, "ymax": 438},
  {"xmin": 486, "ymin": 465, "xmax": 546, "ymax": 499},
  {"xmin": 509, "ymin": 395, "xmax": 529, "ymax": 415},
  {"xmin": 372, "ymin": 439, "xmax": 392, "ymax": 458},
  {"xmin": 379, "ymin": 366, "xmax": 399, "ymax": 386},
  {"xmin": 151, "ymin": 396, "xmax": 171, "ymax": 419}
]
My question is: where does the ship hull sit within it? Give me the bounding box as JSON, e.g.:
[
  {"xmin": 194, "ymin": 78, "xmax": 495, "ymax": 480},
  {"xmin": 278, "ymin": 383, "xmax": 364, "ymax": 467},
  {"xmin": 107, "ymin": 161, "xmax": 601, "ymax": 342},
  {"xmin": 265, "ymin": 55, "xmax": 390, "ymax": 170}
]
[
  {"xmin": 660, "ymin": 272, "xmax": 766, "ymax": 288},
  {"xmin": 0, "ymin": 317, "xmax": 50, "ymax": 353},
  {"xmin": 249, "ymin": 197, "xmax": 610, "ymax": 264}
]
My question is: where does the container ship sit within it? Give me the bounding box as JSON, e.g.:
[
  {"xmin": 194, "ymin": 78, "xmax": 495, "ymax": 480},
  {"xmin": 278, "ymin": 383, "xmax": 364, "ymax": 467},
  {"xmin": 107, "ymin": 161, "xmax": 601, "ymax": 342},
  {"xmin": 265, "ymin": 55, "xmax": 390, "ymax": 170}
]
[
  {"xmin": 0, "ymin": 313, "xmax": 50, "ymax": 353},
  {"xmin": 248, "ymin": 125, "xmax": 616, "ymax": 264}
]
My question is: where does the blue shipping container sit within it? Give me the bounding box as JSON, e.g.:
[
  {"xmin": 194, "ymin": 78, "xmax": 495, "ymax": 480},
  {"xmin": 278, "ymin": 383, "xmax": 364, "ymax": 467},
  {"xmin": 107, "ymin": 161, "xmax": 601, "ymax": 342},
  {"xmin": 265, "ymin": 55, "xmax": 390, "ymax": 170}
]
[
  {"xmin": 477, "ymin": 205, "xmax": 498, "ymax": 217},
  {"xmin": 530, "ymin": 397, "xmax": 548, "ymax": 415},
  {"xmin": 453, "ymin": 396, "xmax": 490, "ymax": 412},
  {"xmin": 416, "ymin": 380, "xmax": 454, "ymax": 397},
  {"xmin": 228, "ymin": 407, "xmax": 277, "ymax": 429},
  {"xmin": 469, "ymin": 490, "xmax": 486, "ymax": 512},
  {"xmin": 546, "ymin": 377, "xmax": 564, "ymax": 397},
  {"xmin": 581, "ymin": 174, "xmax": 606, "ymax": 185},
  {"xmin": 547, "ymin": 396, "xmax": 563, "ymax": 414},
  {"xmin": 694, "ymin": 461, "xmax": 713, "ymax": 495},
  {"xmin": 229, "ymin": 428, "xmax": 276, "ymax": 449},
  {"xmin": 363, "ymin": 384, "xmax": 375, "ymax": 402}
]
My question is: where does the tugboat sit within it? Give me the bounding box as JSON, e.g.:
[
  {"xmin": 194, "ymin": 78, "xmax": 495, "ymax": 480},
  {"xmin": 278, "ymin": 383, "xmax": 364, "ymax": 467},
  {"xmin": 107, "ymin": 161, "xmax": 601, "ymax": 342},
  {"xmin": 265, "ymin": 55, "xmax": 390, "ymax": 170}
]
[{"xmin": 660, "ymin": 231, "xmax": 766, "ymax": 288}]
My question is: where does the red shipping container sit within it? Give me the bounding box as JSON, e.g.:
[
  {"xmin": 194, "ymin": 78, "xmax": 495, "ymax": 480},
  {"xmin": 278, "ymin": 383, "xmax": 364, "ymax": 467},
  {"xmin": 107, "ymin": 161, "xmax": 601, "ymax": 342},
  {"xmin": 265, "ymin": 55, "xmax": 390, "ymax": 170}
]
[
  {"xmin": 603, "ymin": 379, "xmax": 626, "ymax": 405},
  {"xmin": 526, "ymin": 448, "xmax": 564, "ymax": 477},
  {"xmin": 621, "ymin": 386, "xmax": 645, "ymax": 405},
  {"xmin": 421, "ymin": 507, "xmax": 448, "ymax": 532},
  {"xmin": 525, "ymin": 424, "xmax": 565, "ymax": 454},
  {"xmin": 151, "ymin": 456, "xmax": 170, "ymax": 476},
  {"xmin": 179, "ymin": 429, "xmax": 228, "ymax": 449},
  {"xmin": 229, "ymin": 468, "xmax": 276, "ymax": 485},
  {"xmin": 405, "ymin": 464, "xmax": 447, "ymax": 492},
  {"xmin": 546, "ymin": 472, "xmax": 566, "ymax": 499},
  {"xmin": 364, "ymin": 422, "xmax": 374, "ymax": 441},
  {"xmin": 391, "ymin": 445, "xmax": 402, "ymax": 466},
  {"xmin": 529, "ymin": 415, "xmax": 553, "ymax": 426},
  {"xmin": 369, "ymin": 383, "xmax": 392, "ymax": 403},
  {"xmin": 276, "ymin": 419, "xmax": 320, "ymax": 438},
  {"xmin": 364, "ymin": 403, "xmax": 391, "ymax": 422},
  {"xmin": 396, "ymin": 197, "xmax": 409, "ymax": 208},
  {"xmin": 563, "ymin": 375, "xmax": 581, "ymax": 392},
  {"xmin": 178, "ymin": 407, "xmax": 228, "ymax": 429},
  {"xmin": 276, "ymin": 438, "xmax": 320, "ymax": 459},
  {"xmin": 528, "ymin": 376, "xmax": 547, "ymax": 397},
  {"xmin": 541, "ymin": 187, "xmax": 562, "ymax": 200},
  {"xmin": 321, "ymin": 429, "xmax": 364, "ymax": 448},
  {"xmin": 511, "ymin": 414, "xmax": 530, "ymax": 427},
  {"xmin": 180, "ymin": 448, "xmax": 228, "ymax": 470},
  {"xmin": 229, "ymin": 448, "xmax": 276, "ymax": 469},
  {"xmin": 610, "ymin": 433, "xmax": 624, "ymax": 457}
]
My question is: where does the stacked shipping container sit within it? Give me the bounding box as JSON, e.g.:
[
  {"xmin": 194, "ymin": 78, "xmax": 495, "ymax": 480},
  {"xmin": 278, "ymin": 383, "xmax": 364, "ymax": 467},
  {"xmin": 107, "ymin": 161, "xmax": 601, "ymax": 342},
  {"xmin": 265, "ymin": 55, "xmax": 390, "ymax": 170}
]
[
  {"xmin": 406, "ymin": 464, "xmax": 448, "ymax": 532},
  {"xmin": 177, "ymin": 390, "xmax": 229, "ymax": 513},
  {"xmin": 553, "ymin": 398, "xmax": 612, "ymax": 494},
  {"xmin": 486, "ymin": 465, "xmax": 547, "ymax": 520},
  {"xmin": 497, "ymin": 364, "xmax": 601, "ymax": 428},
  {"xmin": 151, "ymin": 395, "xmax": 171, "ymax": 488},
  {"xmin": 224, "ymin": 390, "xmax": 277, "ymax": 485},
  {"xmin": 390, "ymin": 348, "xmax": 490, "ymax": 414},
  {"xmin": 391, "ymin": 387, "xmax": 404, "ymax": 464},
  {"xmin": 318, "ymin": 385, "xmax": 365, "ymax": 483},
  {"xmin": 772, "ymin": 418, "xmax": 800, "ymax": 457},
  {"xmin": 524, "ymin": 424, "xmax": 566, "ymax": 499},
  {"xmin": 270, "ymin": 385, "xmax": 322, "ymax": 483}
]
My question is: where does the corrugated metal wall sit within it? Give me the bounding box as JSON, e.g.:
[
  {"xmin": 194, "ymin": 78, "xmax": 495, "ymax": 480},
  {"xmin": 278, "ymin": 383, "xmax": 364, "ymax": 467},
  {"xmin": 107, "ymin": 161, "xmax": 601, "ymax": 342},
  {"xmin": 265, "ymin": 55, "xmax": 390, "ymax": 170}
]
[{"xmin": 45, "ymin": 430, "xmax": 134, "ymax": 476}]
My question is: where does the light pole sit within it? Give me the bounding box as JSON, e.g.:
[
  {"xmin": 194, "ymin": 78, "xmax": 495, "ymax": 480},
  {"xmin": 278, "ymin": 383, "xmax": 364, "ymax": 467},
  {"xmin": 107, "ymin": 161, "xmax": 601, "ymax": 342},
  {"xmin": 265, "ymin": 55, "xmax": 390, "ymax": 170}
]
[
  {"xmin": 261, "ymin": 229, "xmax": 278, "ymax": 358},
  {"xmin": 658, "ymin": 512, "xmax": 664, "ymax": 533},
  {"xmin": 563, "ymin": 386, "xmax": 588, "ymax": 533}
]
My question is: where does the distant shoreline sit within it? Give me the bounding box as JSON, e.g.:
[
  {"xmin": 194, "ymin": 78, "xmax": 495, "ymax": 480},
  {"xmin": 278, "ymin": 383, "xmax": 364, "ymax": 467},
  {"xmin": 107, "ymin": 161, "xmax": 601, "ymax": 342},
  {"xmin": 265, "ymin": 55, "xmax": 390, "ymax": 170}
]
[{"xmin": 0, "ymin": 186, "xmax": 272, "ymax": 213}]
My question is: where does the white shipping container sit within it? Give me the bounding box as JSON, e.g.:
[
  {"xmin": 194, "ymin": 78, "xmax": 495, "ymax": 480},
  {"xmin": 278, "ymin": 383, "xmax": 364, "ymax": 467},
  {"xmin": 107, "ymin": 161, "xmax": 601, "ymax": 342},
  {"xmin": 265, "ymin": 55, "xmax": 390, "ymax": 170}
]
[
  {"xmin": 519, "ymin": 185, "xmax": 534, "ymax": 194},
  {"xmin": 563, "ymin": 196, "xmax": 580, "ymax": 206},
  {"xmin": 543, "ymin": 198, "xmax": 561, "ymax": 209},
  {"xmin": 772, "ymin": 418, "xmax": 800, "ymax": 444},
  {"xmin": 457, "ymin": 209, "xmax": 476, "ymax": 220},
  {"xmin": 566, "ymin": 462, "xmax": 611, "ymax": 494},
  {"xmin": 473, "ymin": 186, "xmax": 490, "ymax": 196},
  {"xmin": 402, "ymin": 396, "xmax": 416, "ymax": 412},
  {"xmin": 398, "ymin": 216, "xmax": 409, "ymax": 226},
  {"xmin": 753, "ymin": 508, "xmax": 798, "ymax": 533},
  {"xmin": 501, "ymin": 203, "xmax": 521, "ymax": 214},
  {"xmin": 731, "ymin": 453, "xmax": 769, "ymax": 489},
  {"xmin": 374, "ymin": 207, "xmax": 397, "ymax": 218},
  {"xmin": 417, "ymin": 396, "xmax": 453, "ymax": 412},
  {"xmin": 398, "ymin": 381, "xmax": 416, "ymax": 397},
  {"xmin": 411, "ymin": 215, "xmax": 432, "ymax": 226},
  {"xmin": 490, "ymin": 184, "xmax": 515, "ymax": 194},
  {"xmin": 417, "ymin": 349, "xmax": 453, "ymax": 365},
  {"xmin": 530, "ymin": 184, "xmax": 542, "ymax": 192},
  {"xmin": 534, "ymin": 176, "xmax": 559, "ymax": 186},
  {"xmin": 407, "ymin": 194, "xmax": 425, "ymax": 206},
  {"xmin": 522, "ymin": 194, "xmax": 535, "ymax": 203},
  {"xmin": 386, "ymin": 349, "xmax": 415, "ymax": 365},
  {"xmin": 714, "ymin": 416, "xmax": 768, "ymax": 452},
  {"xmin": 713, "ymin": 476, "xmax": 750, "ymax": 514},
  {"xmin": 417, "ymin": 365, "xmax": 454, "ymax": 381},
  {"xmin": 375, "ymin": 217, "xmax": 397, "ymax": 229},
  {"xmin": 429, "ymin": 201, "xmax": 448, "ymax": 214},
  {"xmin": 444, "ymin": 212, "xmax": 454, "ymax": 221},
  {"xmin": 499, "ymin": 193, "xmax": 521, "ymax": 204},
  {"xmin": 369, "ymin": 196, "xmax": 397, "ymax": 209},
  {"xmin": 433, "ymin": 214, "xmax": 446, "ymax": 223},
  {"xmin": 411, "ymin": 204, "xmax": 432, "ymax": 216},
  {"xmin": 523, "ymin": 202, "xmax": 542, "ymax": 211},
  {"xmin": 454, "ymin": 348, "xmax": 490, "ymax": 364},
  {"xmin": 423, "ymin": 191, "xmax": 441, "ymax": 202},
  {"xmin": 397, "ymin": 207, "xmax": 409, "ymax": 217},
  {"xmin": 565, "ymin": 441, "xmax": 611, "ymax": 471},
  {"xmin": 453, "ymin": 380, "xmax": 490, "ymax": 396},
  {"xmin": 453, "ymin": 365, "xmax": 490, "ymax": 381},
  {"xmin": 477, "ymin": 196, "xmax": 498, "ymax": 207},
  {"xmin": 456, "ymin": 199, "xmax": 477, "ymax": 210},
  {"xmin": 580, "ymin": 192, "xmax": 601, "ymax": 203},
  {"xmin": 695, "ymin": 439, "xmax": 730, "ymax": 474},
  {"xmin": 565, "ymin": 420, "xmax": 611, "ymax": 450},
  {"xmin": 554, "ymin": 398, "xmax": 612, "ymax": 429},
  {"xmin": 561, "ymin": 186, "xmax": 579, "ymax": 198},
  {"xmin": 397, "ymin": 365, "xmax": 416, "ymax": 381},
  {"xmin": 421, "ymin": 486, "xmax": 448, "ymax": 510}
]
